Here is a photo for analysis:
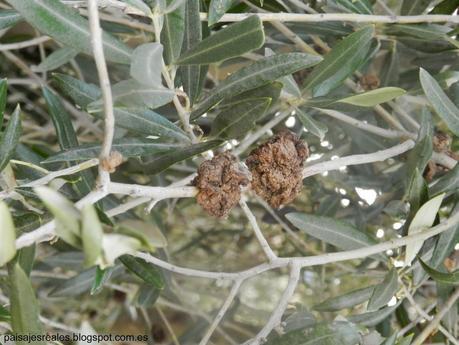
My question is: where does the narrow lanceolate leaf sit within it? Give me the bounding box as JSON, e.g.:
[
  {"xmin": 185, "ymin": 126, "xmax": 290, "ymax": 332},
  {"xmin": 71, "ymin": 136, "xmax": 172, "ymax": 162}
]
[
  {"xmin": 43, "ymin": 139, "xmax": 181, "ymax": 163},
  {"xmin": 119, "ymin": 255, "xmax": 164, "ymax": 289},
  {"xmin": 43, "ymin": 87, "xmax": 78, "ymax": 149},
  {"xmin": 88, "ymin": 79, "xmax": 175, "ymax": 111},
  {"xmin": 338, "ymin": 87, "xmax": 406, "ymax": 107},
  {"xmin": 90, "ymin": 266, "xmax": 114, "ymax": 295},
  {"xmin": 49, "ymin": 267, "xmax": 98, "ymax": 297},
  {"xmin": 112, "ymin": 108, "xmax": 189, "ymax": 142},
  {"xmin": 161, "ymin": 0, "xmax": 185, "ymax": 65},
  {"xmin": 100, "ymin": 234, "xmax": 142, "ymax": 268},
  {"xmin": 303, "ymin": 26, "xmax": 374, "ymax": 97},
  {"xmin": 405, "ymin": 193, "xmax": 445, "ymax": 266},
  {"xmin": 0, "ymin": 9, "xmax": 22, "ymax": 30},
  {"xmin": 296, "ymin": 108, "xmax": 328, "ymax": 140},
  {"xmin": 34, "ymin": 186, "xmax": 81, "ymax": 247},
  {"xmin": 0, "ymin": 78, "xmax": 8, "ymax": 128},
  {"xmin": 81, "ymin": 204, "xmax": 103, "ymax": 268},
  {"xmin": 286, "ymin": 213, "xmax": 378, "ymax": 251},
  {"xmin": 419, "ymin": 68, "xmax": 459, "ymax": 136},
  {"xmin": 53, "ymin": 73, "xmax": 101, "ymax": 109},
  {"xmin": 208, "ymin": 0, "xmax": 234, "ymax": 25},
  {"xmin": 32, "ymin": 47, "xmax": 78, "ymax": 73},
  {"xmin": 180, "ymin": 0, "xmax": 205, "ymax": 104},
  {"xmin": 42, "ymin": 87, "xmax": 93, "ymax": 195},
  {"xmin": 130, "ymin": 43, "xmax": 163, "ymax": 87},
  {"xmin": 175, "ymin": 15, "xmax": 265, "ymax": 65},
  {"xmin": 117, "ymin": 220, "xmax": 168, "ymax": 251},
  {"xmin": 8, "ymin": 263, "xmax": 45, "ymax": 345},
  {"xmin": 0, "ymin": 105, "xmax": 22, "ymax": 173},
  {"xmin": 419, "ymin": 258, "xmax": 459, "ymax": 285},
  {"xmin": 0, "ymin": 202, "xmax": 17, "ymax": 266},
  {"xmin": 8, "ymin": 0, "xmax": 132, "ymax": 64},
  {"xmin": 141, "ymin": 140, "xmax": 224, "ymax": 175},
  {"xmin": 211, "ymin": 98, "xmax": 271, "ymax": 139},
  {"xmin": 368, "ymin": 268, "xmax": 398, "ymax": 311},
  {"xmin": 348, "ymin": 304, "xmax": 399, "ymax": 327},
  {"xmin": 314, "ymin": 286, "xmax": 375, "ymax": 311},
  {"xmin": 192, "ymin": 53, "xmax": 322, "ymax": 119}
]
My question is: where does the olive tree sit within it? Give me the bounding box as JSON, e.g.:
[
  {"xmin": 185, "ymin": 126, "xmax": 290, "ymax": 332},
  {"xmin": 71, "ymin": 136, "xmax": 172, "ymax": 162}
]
[{"xmin": 0, "ymin": 0, "xmax": 458, "ymax": 344}]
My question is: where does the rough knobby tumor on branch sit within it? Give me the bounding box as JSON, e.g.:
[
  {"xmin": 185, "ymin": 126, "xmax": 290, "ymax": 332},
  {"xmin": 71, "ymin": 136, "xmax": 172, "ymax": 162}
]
[
  {"xmin": 193, "ymin": 152, "xmax": 249, "ymax": 218},
  {"xmin": 247, "ymin": 130, "xmax": 309, "ymax": 208}
]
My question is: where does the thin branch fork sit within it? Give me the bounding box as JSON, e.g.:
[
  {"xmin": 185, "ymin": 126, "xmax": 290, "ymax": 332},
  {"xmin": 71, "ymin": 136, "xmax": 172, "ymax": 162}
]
[
  {"xmin": 87, "ymin": 0, "xmax": 115, "ymax": 189},
  {"xmin": 200, "ymin": 12, "xmax": 459, "ymax": 24}
]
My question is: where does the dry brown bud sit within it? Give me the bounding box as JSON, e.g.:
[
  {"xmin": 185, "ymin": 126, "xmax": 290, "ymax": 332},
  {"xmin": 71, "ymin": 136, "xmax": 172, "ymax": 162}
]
[
  {"xmin": 246, "ymin": 130, "xmax": 308, "ymax": 208},
  {"xmin": 193, "ymin": 152, "xmax": 249, "ymax": 218},
  {"xmin": 101, "ymin": 151, "xmax": 124, "ymax": 173}
]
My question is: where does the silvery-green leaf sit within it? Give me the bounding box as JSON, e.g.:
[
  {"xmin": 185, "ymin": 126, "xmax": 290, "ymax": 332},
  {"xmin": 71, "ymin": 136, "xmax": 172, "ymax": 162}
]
[
  {"xmin": 286, "ymin": 213, "xmax": 378, "ymax": 251},
  {"xmin": 161, "ymin": 0, "xmax": 185, "ymax": 64},
  {"xmin": 0, "ymin": 201, "xmax": 17, "ymax": 266},
  {"xmin": 130, "ymin": 43, "xmax": 164, "ymax": 87},
  {"xmin": 192, "ymin": 53, "xmax": 322, "ymax": 119},
  {"xmin": 113, "ymin": 108, "xmax": 189, "ymax": 142},
  {"xmin": 348, "ymin": 304, "xmax": 399, "ymax": 327},
  {"xmin": 119, "ymin": 255, "xmax": 164, "ymax": 289},
  {"xmin": 141, "ymin": 140, "xmax": 223, "ymax": 175},
  {"xmin": 176, "ymin": 15, "xmax": 264, "ymax": 65},
  {"xmin": 303, "ymin": 26, "xmax": 374, "ymax": 96},
  {"xmin": 34, "ymin": 186, "xmax": 81, "ymax": 247},
  {"xmin": 420, "ymin": 68, "xmax": 459, "ymax": 136},
  {"xmin": 419, "ymin": 258, "xmax": 459, "ymax": 285},
  {"xmin": 338, "ymin": 87, "xmax": 406, "ymax": 107},
  {"xmin": 8, "ymin": 263, "xmax": 45, "ymax": 344},
  {"xmin": 0, "ymin": 105, "xmax": 22, "ymax": 173},
  {"xmin": 100, "ymin": 234, "xmax": 142, "ymax": 268},
  {"xmin": 32, "ymin": 47, "xmax": 78, "ymax": 73},
  {"xmin": 0, "ymin": 9, "xmax": 22, "ymax": 30},
  {"xmin": 8, "ymin": 0, "xmax": 132, "ymax": 64},
  {"xmin": 208, "ymin": 0, "xmax": 234, "ymax": 26},
  {"xmin": 117, "ymin": 219, "xmax": 168, "ymax": 251},
  {"xmin": 180, "ymin": 0, "xmax": 205, "ymax": 104},
  {"xmin": 265, "ymin": 47, "xmax": 301, "ymax": 98},
  {"xmin": 43, "ymin": 139, "xmax": 179, "ymax": 163},
  {"xmin": 405, "ymin": 193, "xmax": 445, "ymax": 266},
  {"xmin": 88, "ymin": 79, "xmax": 175, "ymax": 111},
  {"xmin": 81, "ymin": 204, "xmax": 103, "ymax": 267},
  {"xmin": 296, "ymin": 108, "xmax": 328, "ymax": 140},
  {"xmin": 211, "ymin": 98, "xmax": 271, "ymax": 139},
  {"xmin": 53, "ymin": 73, "xmax": 101, "ymax": 110},
  {"xmin": 367, "ymin": 268, "xmax": 398, "ymax": 311},
  {"xmin": 314, "ymin": 286, "xmax": 375, "ymax": 311}
]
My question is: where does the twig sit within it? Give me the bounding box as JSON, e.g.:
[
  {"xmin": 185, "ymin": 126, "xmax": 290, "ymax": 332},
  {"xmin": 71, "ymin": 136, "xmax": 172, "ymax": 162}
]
[
  {"xmin": 401, "ymin": 283, "xmax": 459, "ymax": 345},
  {"xmin": 200, "ymin": 12, "xmax": 459, "ymax": 24},
  {"xmin": 199, "ymin": 280, "xmax": 243, "ymax": 345},
  {"xmin": 0, "ymin": 36, "xmax": 51, "ymax": 51},
  {"xmin": 87, "ymin": 0, "xmax": 115, "ymax": 189},
  {"xmin": 412, "ymin": 288, "xmax": 459, "ymax": 345},
  {"xmin": 302, "ymin": 140, "xmax": 415, "ymax": 178},
  {"xmin": 316, "ymin": 108, "xmax": 412, "ymax": 139},
  {"xmin": 156, "ymin": 306, "xmax": 181, "ymax": 345},
  {"xmin": 244, "ymin": 263, "xmax": 301, "ymax": 345},
  {"xmin": 240, "ymin": 197, "xmax": 278, "ymax": 262}
]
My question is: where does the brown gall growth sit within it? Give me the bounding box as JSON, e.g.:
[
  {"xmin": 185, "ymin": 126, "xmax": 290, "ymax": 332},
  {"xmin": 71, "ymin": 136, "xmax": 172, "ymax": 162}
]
[
  {"xmin": 246, "ymin": 130, "xmax": 308, "ymax": 208},
  {"xmin": 193, "ymin": 152, "xmax": 249, "ymax": 218}
]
